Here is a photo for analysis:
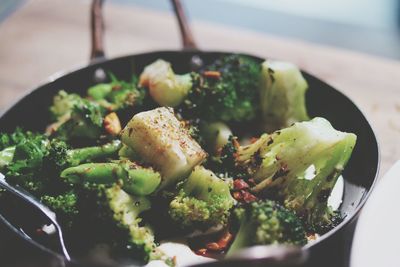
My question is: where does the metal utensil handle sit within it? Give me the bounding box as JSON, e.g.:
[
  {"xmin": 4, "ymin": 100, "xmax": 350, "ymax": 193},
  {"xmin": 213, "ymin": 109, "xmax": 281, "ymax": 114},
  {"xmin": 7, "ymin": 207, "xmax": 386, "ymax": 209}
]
[
  {"xmin": 90, "ymin": 0, "xmax": 197, "ymax": 61},
  {"xmin": 0, "ymin": 177, "xmax": 71, "ymax": 261}
]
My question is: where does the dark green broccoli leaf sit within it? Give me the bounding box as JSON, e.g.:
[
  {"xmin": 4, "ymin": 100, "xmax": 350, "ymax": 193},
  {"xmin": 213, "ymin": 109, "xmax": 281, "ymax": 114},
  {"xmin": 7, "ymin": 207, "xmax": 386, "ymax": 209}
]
[
  {"xmin": 4, "ymin": 134, "xmax": 49, "ymax": 194},
  {"xmin": 0, "ymin": 128, "xmax": 41, "ymax": 151},
  {"xmin": 182, "ymin": 55, "xmax": 261, "ymax": 122},
  {"xmin": 0, "ymin": 129, "xmax": 45, "ymax": 169}
]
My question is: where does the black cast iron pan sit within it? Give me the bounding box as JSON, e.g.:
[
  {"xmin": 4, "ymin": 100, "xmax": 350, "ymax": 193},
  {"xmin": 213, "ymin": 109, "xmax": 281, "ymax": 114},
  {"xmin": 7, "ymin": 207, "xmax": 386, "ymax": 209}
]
[{"xmin": 0, "ymin": 1, "xmax": 379, "ymax": 267}]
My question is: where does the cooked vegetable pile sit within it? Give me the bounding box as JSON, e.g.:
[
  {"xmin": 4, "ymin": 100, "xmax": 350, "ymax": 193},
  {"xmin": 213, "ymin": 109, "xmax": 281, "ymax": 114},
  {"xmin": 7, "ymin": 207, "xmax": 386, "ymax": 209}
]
[{"xmin": 0, "ymin": 55, "xmax": 356, "ymax": 266}]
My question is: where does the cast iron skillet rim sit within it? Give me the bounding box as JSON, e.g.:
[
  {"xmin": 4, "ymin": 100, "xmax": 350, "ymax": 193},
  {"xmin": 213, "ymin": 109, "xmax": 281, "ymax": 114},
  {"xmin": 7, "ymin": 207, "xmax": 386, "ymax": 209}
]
[{"xmin": 0, "ymin": 49, "xmax": 380, "ymax": 263}]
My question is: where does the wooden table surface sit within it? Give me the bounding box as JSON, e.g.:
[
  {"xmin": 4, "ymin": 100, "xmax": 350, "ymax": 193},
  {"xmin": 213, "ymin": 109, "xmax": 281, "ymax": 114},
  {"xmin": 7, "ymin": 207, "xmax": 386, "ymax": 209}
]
[{"xmin": 0, "ymin": 0, "xmax": 399, "ymax": 174}]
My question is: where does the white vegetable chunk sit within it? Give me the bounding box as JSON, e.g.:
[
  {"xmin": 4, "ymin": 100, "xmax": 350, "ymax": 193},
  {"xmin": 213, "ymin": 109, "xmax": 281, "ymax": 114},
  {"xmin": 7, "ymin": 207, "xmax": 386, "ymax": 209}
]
[
  {"xmin": 121, "ymin": 107, "xmax": 207, "ymax": 189},
  {"xmin": 260, "ymin": 60, "xmax": 309, "ymax": 132},
  {"xmin": 201, "ymin": 122, "xmax": 232, "ymax": 154},
  {"xmin": 139, "ymin": 59, "xmax": 192, "ymax": 107}
]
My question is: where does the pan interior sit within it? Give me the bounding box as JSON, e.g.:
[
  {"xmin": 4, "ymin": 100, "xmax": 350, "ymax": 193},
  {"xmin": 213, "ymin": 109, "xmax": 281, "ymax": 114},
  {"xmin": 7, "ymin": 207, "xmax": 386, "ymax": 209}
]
[{"xmin": 0, "ymin": 51, "xmax": 379, "ymax": 254}]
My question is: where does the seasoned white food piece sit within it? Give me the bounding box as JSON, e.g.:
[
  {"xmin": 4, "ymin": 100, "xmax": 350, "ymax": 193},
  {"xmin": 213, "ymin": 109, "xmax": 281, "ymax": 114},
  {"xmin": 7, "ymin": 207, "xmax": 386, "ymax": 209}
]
[{"xmin": 121, "ymin": 107, "xmax": 207, "ymax": 189}]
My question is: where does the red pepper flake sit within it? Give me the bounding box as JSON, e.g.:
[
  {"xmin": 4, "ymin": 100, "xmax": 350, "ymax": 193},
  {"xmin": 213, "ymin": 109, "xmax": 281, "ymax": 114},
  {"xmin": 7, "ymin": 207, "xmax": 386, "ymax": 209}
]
[
  {"xmin": 232, "ymin": 138, "xmax": 240, "ymax": 149},
  {"xmin": 203, "ymin": 71, "xmax": 221, "ymax": 79},
  {"xmin": 205, "ymin": 231, "xmax": 233, "ymax": 252},
  {"xmin": 36, "ymin": 228, "xmax": 44, "ymax": 235},
  {"xmin": 232, "ymin": 191, "xmax": 243, "ymax": 201},
  {"xmin": 205, "ymin": 242, "xmax": 220, "ymax": 251},
  {"xmin": 242, "ymin": 190, "xmax": 257, "ymax": 203},
  {"xmin": 233, "ymin": 179, "xmax": 249, "ymax": 190},
  {"xmin": 112, "ymin": 84, "xmax": 122, "ymax": 91},
  {"xmin": 217, "ymin": 231, "xmax": 233, "ymax": 250},
  {"xmin": 195, "ymin": 248, "xmax": 208, "ymax": 256}
]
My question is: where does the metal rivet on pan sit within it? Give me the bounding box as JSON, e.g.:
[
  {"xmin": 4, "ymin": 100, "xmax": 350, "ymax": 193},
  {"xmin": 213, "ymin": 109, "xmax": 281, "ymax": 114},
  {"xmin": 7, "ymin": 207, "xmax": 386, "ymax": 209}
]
[
  {"xmin": 94, "ymin": 68, "xmax": 107, "ymax": 83},
  {"xmin": 190, "ymin": 55, "xmax": 203, "ymax": 71}
]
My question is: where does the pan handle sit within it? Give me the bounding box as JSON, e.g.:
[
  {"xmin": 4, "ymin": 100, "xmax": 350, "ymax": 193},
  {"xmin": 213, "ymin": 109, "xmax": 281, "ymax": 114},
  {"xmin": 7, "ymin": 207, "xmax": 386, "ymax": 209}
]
[
  {"xmin": 90, "ymin": 0, "xmax": 105, "ymax": 61},
  {"xmin": 170, "ymin": 0, "xmax": 197, "ymax": 50},
  {"xmin": 89, "ymin": 0, "xmax": 198, "ymax": 62}
]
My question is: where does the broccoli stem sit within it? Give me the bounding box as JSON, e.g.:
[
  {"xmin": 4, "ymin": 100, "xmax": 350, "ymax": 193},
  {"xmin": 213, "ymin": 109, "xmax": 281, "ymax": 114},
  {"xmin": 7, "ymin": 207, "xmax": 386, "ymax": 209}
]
[
  {"xmin": 226, "ymin": 212, "xmax": 255, "ymax": 255},
  {"xmin": 60, "ymin": 161, "xmax": 161, "ymax": 196},
  {"xmin": 227, "ymin": 200, "xmax": 306, "ymax": 256},
  {"xmin": 67, "ymin": 140, "xmax": 121, "ymax": 166},
  {"xmin": 61, "ymin": 163, "xmax": 123, "ymax": 184},
  {"xmin": 102, "ymin": 184, "xmax": 172, "ymax": 264}
]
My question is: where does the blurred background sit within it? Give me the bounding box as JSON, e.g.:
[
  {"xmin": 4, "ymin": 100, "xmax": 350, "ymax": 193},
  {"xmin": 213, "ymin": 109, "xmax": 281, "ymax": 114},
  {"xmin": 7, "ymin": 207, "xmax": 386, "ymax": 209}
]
[
  {"xmin": 119, "ymin": 0, "xmax": 400, "ymax": 59},
  {"xmin": 2, "ymin": 0, "xmax": 400, "ymax": 59}
]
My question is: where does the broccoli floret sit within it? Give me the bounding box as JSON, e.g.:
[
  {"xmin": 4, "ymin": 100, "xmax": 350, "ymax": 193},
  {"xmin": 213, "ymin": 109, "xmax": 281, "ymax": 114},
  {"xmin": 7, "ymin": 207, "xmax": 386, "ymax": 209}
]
[
  {"xmin": 169, "ymin": 166, "xmax": 235, "ymax": 230},
  {"xmin": 59, "ymin": 99, "xmax": 104, "ymax": 140},
  {"xmin": 0, "ymin": 128, "xmax": 40, "ymax": 151},
  {"xmin": 40, "ymin": 190, "xmax": 78, "ymax": 228},
  {"xmin": 234, "ymin": 118, "xmax": 356, "ymax": 232},
  {"xmin": 88, "ymin": 74, "xmax": 145, "ymax": 111},
  {"xmin": 0, "ymin": 128, "xmax": 45, "ymax": 169},
  {"xmin": 227, "ymin": 200, "xmax": 306, "ymax": 256},
  {"xmin": 3, "ymin": 133, "xmax": 49, "ymax": 194},
  {"xmin": 140, "ymin": 55, "xmax": 261, "ymax": 122},
  {"xmin": 139, "ymin": 59, "xmax": 192, "ymax": 107},
  {"xmin": 183, "ymin": 55, "xmax": 261, "ymax": 122},
  {"xmin": 60, "ymin": 160, "xmax": 161, "ymax": 196},
  {"xmin": 259, "ymin": 60, "xmax": 309, "ymax": 132},
  {"xmin": 50, "ymin": 90, "xmax": 82, "ymax": 119},
  {"xmin": 0, "ymin": 128, "xmax": 121, "ymax": 195},
  {"xmin": 78, "ymin": 183, "xmax": 172, "ymax": 265},
  {"xmin": 49, "ymin": 91, "xmax": 105, "ymax": 140}
]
